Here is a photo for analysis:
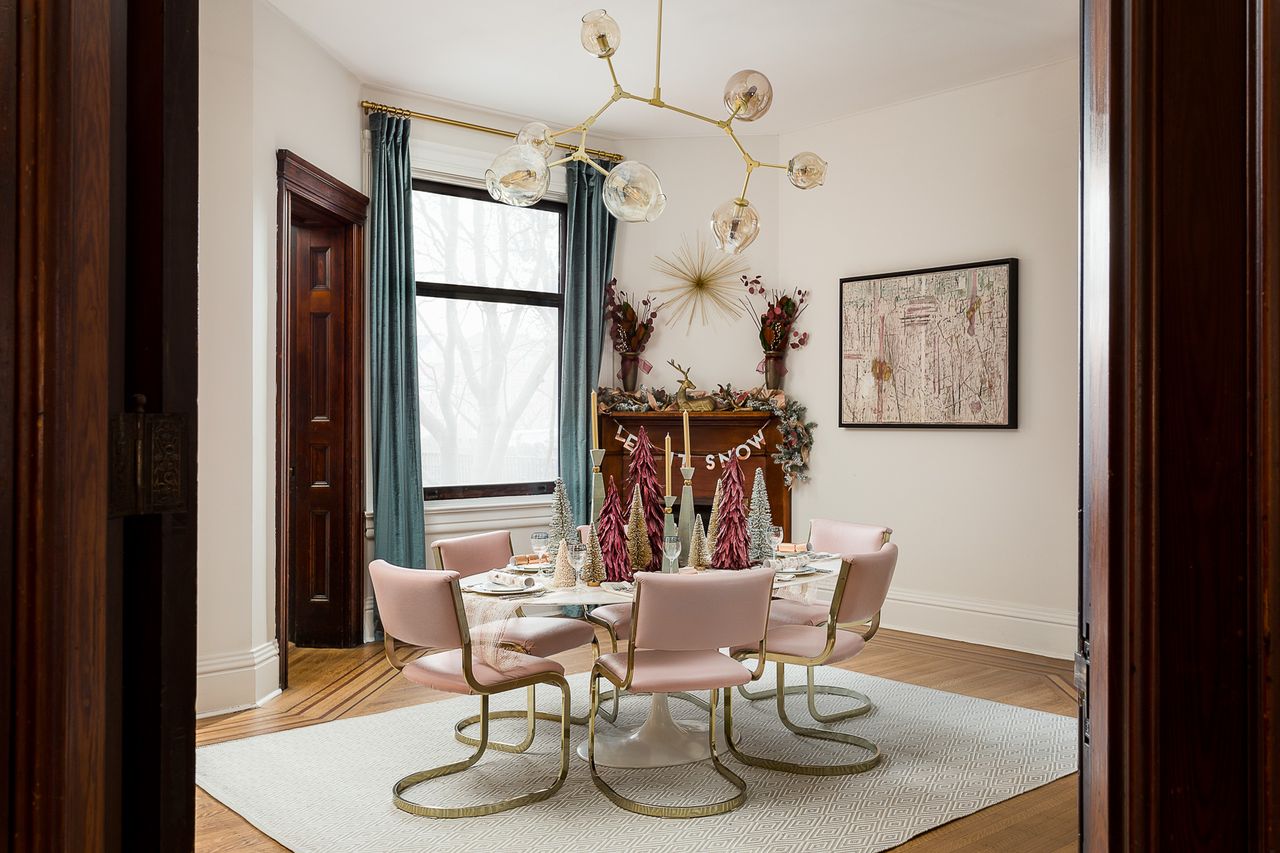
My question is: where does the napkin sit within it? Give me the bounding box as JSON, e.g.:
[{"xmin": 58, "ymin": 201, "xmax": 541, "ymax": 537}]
[
  {"xmin": 487, "ymin": 570, "xmax": 537, "ymax": 589},
  {"xmin": 777, "ymin": 542, "xmax": 810, "ymax": 554}
]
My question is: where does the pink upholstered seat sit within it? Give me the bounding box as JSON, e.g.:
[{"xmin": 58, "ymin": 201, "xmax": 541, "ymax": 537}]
[
  {"xmin": 589, "ymin": 602, "xmax": 631, "ymax": 632},
  {"xmin": 596, "ymin": 571, "xmax": 773, "ymax": 693},
  {"xmin": 808, "ymin": 518, "xmax": 891, "ymax": 556},
  {"xmin": 403, "ymin": 649, "xmax": 563, "ymax": 694},
  {"xmin": 431, "ymin": 530, "xmax": 514, "ymax": 578},
  {"xmin": 597, "ymin": 650, "xmax": 753, "ymax": 693},
  {"xmin": 734, "ymin": 624, "xmax": 865, "ymax": 664},
  {"xmin": 471, "ymin": 617, "xmax": 594, "ymax": 657},
  {"xmin": 766, "ymin": 599, "xmax": 830, "ymax": 627}
]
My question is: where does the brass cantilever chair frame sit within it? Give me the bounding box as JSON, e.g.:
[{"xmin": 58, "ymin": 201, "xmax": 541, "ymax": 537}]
[
  {"xmin": 726, "ymin": 554, "xmax": 888, "ymax": 777},
  {"xmin": 587, "ymin": 579, "xmax": 770, "ymax": 818},
  {"xmin": 381, "ymin": 574, "xmax": 572, "ymax": 818},
  {"xmin": 737, "ymin": 525, "xmax": 892, "ymax": 722}
]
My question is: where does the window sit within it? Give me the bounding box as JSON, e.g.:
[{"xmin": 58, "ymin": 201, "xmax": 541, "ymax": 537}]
[{"xmin": 412, "ymin": 180, "xmax": 565, "ymax": 500}]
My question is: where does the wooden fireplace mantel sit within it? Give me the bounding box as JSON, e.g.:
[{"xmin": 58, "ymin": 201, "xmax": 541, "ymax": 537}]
[{"xmin": 596, "ymin": 409, "xmax": 792, "ymax": 541}]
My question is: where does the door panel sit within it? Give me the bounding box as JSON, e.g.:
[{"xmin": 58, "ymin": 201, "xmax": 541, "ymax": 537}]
[{"xmin": 289, "ymin": 223, "xmax": 350, "ymax": 646}]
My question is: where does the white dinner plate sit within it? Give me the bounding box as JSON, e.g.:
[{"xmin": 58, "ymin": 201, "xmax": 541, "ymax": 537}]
[
  {"xmin": 468, "ymin": 581, "xmax": 545, "ymax": 596},
  {"xmin": 507, "ymin": 564, "xmax": 545, "ymax": 573}
]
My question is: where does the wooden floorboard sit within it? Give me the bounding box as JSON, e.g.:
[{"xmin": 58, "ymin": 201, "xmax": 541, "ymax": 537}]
[{"xmin": 195, "ymin": 626, "xmax": 1078, "ymax": 852}]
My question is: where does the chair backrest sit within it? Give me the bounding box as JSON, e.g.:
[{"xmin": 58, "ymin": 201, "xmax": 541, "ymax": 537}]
[
  {"xmin": 833, "ymin": 543, "xmax": 898, "ymax": 625},
  {"xmin": 431, "ymin": 530, "xmax": 514, "ymax": 577},
  {"xmin": 577, "ymin": 524, "xmax": 592, "ymax": 544},
  {"xmin": 808, "ymin": 518, "xmax": 892, "ymax": 555},
  {"xmin": 368, "ymin": 561, "xmax": 466, "ymax": 650},
  {"xmin": 633, "ymin": 570, "xmax": 774, "ymax": 651}
]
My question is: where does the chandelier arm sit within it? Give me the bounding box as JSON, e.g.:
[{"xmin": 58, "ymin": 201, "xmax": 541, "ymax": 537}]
[
  {"xmin": 723, "ymin": 127, "xmax": 756, "ymax": 165},
  {"xmin": 606, "ymin": 55, "xmax": 621, "ymax": 89},
  {"xmin": 739, "ymin": 164, "xmax": 755, "ymax": 202},
  {"xmin": 754, "ymin": 162, "xmax": 789, "ymax": 170},
  {"xmin": 652, "ymin": 0, "xmax": 664, "ymax": 101}
]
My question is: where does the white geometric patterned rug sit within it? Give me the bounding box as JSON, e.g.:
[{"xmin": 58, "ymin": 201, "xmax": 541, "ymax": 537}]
[{"xmin": 197, "ymin": 667, "xmax": 1076, "ymax": 853}]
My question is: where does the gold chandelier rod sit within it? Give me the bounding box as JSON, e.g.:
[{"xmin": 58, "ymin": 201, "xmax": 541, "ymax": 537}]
[
  {"xmin": 544, "ymin": 0, "xmax": 788, "ymax": 193},
  {"xmin": 359, "ymin": 100, "xmax": 626, "ymax": 162}
]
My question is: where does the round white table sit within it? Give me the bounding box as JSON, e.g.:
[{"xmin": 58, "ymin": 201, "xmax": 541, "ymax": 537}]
[{"xmin": 460, "ymin": 558, "xmax": 841, "ymax": 768}]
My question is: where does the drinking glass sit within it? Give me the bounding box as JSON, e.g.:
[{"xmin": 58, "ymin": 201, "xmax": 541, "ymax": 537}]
[
  {"xmin": 663, "ymin": 534, "xmax": 681, "ymax": 568},
  {"xmin": 769, "ymin": 525, "xmax": 784, "ymax": 562},
  {"xmin": 567, "ymin": 543, "xmax": 587, "ymax": 582},
  {"xmin": 531, "ymin": 531, "xmax": 551, "ymax": 574}
]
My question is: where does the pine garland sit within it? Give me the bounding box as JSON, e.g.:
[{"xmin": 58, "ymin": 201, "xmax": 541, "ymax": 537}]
[
  {"xmin": 626, "ymin": 427, "xmax": 664, "ymax": 571},
  {"xmin": 625, "ymin": 484, "xmax": 653, "ymax": 572},
  {"xmin": 583, "ymin": 526, "xmax": 606, "ymax": 586},
  {"xmin": 547, "ymin": 477, "xmax": 576, "ymax": 555},
  {"xmin": 688, "ymin": 514, "xmax": 711, "ymax": 569},
  {"xmin": 598, "ymin": 476, "xmax": 631, "ymax": 582},
  {"xmin": 706, "ymin": 478, "xmax": 724, "ymax": 557},
  {"xmin": 552, "ymin": 540, "xmax": 576, "ymax": 588},
  {"xmin": 710, "ymin": 456, "xmax": 750, "ymax": 570},
  {"xmin": 747, "ymin": 467, "xmax": 773, "ymax": 564}
]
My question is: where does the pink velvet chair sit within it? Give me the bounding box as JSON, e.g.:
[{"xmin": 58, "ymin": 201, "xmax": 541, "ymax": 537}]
[
  {"xmin": 368, "ymin": 560, "xmax": 572, "ymax": 817},
  {"xmin": 588, "ymin": 570, "xmax": 774, "ymax": 817},
  {"xmin": 742, "ymin": 520, "xmax": 893, "ymax": 724},
  {"xmin": 427, "ymin": 529, "xmax": 599, "ymax": 742},
  {"xmin": 727, "ymin": 544, "xmax": 898, "ymax": 776}
]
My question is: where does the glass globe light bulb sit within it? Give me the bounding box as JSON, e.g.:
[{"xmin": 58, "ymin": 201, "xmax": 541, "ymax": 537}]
[
  {"xmin": 710, "ymin": 197, "xmax": 761, "ymax": 254},
  {"xmin": 787, "ymin": 151, "xmax": 828, "ymax": 189},
  {"xmin": 484, "ymin": 144, "xmax": 550, "ymax": 207},
  {"xmin": 602, "ymin": 160, "xmax": 666, "ymax": 222},
  {"xmin": 722, "ymin": 69, "xmax": 774, "ymax": 122},
  {"xmin": 516, "ymin": 121, "xmax": 556, "ymax": 159},
  {"xmin": 580, "ymin": 9, "xmax": 621, "ymax": 58}
]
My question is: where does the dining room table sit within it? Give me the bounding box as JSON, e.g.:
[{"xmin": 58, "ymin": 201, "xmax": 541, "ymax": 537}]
[{"xmin": 458, "ymin": 554, "xmax": 844, "ymax": 769}]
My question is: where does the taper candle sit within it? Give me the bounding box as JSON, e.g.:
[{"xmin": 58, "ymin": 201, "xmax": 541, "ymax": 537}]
[
  {"xmin": 590, "ymin": 390, "xmax": 599, "ymax": 449},
  {"xmin": 665, "ymin": 433, "xmax": 672, "ymax": 496},
  {"xmin": 682, "ymin": 410, "xmax": 691, "ymax": 459}
]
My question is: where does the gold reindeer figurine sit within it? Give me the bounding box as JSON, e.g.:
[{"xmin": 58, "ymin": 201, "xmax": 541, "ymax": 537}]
[{"xmin": 668, "ymin": 360, "xmax": 719, "ymax": 412}]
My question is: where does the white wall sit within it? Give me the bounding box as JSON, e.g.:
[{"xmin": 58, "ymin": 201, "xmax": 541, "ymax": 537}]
[
  {"xmin": 615, "ymin": 61, "xmax": 1080, "ymax": 657},
  {"xmin": 197, "ymin": 0, "xmax": 364, "ymax": 715}
]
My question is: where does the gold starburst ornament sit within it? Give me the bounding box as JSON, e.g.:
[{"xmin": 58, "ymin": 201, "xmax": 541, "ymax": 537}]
[{"xmin": 652, "ymin": 235, "xmax": 749, "ymax": 330}]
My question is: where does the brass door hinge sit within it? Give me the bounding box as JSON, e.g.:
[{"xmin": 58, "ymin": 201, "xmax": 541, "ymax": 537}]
[{"xmin": 109, "ymin": 394, "xmax": 190, "ymax": 517}]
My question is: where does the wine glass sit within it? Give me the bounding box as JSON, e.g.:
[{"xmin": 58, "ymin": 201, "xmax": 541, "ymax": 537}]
[
  {"xmin": 663, "ymin": 534, "xmax": 681, "ymax": 569},
  {"xmin": 530, "ymin": 531, "xmax": 550, "ymax": 574},
  {"xmin": 567, "ymin": 543, "xmax": 587, "ymax": 583},
  {"xmin": 769, "ymin": 525, "xmax": 784, "ymax": 564}
]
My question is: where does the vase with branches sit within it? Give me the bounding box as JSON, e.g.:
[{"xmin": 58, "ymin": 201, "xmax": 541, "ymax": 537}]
[
  {"xmin": 606, "ymin": 278, "xmax": 659, "ymax": 392},
  {"xmin": 741, "ymin": 275, "xmax": 810, "ymax": 390}
]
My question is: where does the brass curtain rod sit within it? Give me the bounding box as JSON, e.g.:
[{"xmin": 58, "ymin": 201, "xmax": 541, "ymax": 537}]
[{"xmin": 360, "ymin": 100, "xmax": 625, "ymax": 162}]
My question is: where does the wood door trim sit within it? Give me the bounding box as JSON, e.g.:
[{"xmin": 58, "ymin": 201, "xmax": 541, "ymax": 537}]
[
  {"xmin": 276, "ymin": 151, "xmax": 367, "ymax": 685},
  {"xmin": 1081, "ymin": 0, "xmax": 1279, "ymax": 846}
]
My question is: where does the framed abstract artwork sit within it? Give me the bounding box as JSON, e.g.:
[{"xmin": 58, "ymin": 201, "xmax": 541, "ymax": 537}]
[{"xmin": 838, "ymin": 258, "xmax": 1017, "ymax": 429}]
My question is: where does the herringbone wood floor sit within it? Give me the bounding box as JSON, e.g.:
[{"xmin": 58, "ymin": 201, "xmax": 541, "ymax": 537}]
[{"xmin": 196, "ymin": 626, "xmax": 1078, "ymax": 852}]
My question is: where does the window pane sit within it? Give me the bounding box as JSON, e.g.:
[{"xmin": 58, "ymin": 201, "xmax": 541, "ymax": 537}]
[
  {"xmin": 416, "ymin": 296, "xmax": 559, "ymax": 487},
  {"xmin": 412, "ymin": 190, "xmax": 561, "ymax": 293}
]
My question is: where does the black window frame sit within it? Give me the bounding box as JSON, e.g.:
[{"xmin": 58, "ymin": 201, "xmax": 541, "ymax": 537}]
[{"xmin": 411, "ymin": 178, "xmax": 566, "ymax": 501}]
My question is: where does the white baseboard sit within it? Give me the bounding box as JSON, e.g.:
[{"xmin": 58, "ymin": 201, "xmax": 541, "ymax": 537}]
[
  {"xmin": 881, "ymin": 587, "xmax": 1077, "ymax": 660},
  {"xmin": 196, "ymin": 640, "xmax": 281, "ymax": 716}
]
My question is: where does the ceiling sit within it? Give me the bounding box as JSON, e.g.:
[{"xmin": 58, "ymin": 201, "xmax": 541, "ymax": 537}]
[{"xmin": 266, "ymin": 0, "xmax": 1077, "ymax": 139}]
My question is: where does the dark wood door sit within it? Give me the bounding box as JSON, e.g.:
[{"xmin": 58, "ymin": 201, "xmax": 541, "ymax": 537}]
[{"xmin": 288, "ymin": 221, "xmax": 353, "ymax": 646}]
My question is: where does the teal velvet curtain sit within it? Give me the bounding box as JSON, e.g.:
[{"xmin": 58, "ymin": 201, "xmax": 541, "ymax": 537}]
[
  {"xmin": 368, "ymin": 112, "xmax": 427, "ymax": 571},
  {"xmin": 559, "ymin": 160, "xmax": 618, "ymax": 524}
]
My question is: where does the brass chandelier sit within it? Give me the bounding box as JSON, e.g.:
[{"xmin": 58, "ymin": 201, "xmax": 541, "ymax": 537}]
[{"xmin": 484, "ymin": 1, "xmax": 828, "ymax": 255}]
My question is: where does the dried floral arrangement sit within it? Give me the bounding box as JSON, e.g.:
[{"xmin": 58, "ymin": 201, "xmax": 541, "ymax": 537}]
[
  {"xmin": 605, "ymin": 279, "xmax": 659, "ymax": 355},
  {"xmin": 741, "ymin": 275, "xmax": 811, "ymax": 354},
  {"xmin": 596, "ymin": 384, "xmax": 816, "ymax": 487}
]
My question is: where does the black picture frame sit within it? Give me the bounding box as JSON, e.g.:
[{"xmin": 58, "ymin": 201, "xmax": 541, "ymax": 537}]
[{"xmin": 837, "ymin": 258, "xmax": 1018, "ymax": 429}]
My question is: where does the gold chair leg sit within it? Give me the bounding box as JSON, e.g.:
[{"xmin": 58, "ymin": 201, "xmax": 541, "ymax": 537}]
[
  {"xmin": 724, "ymin": 661, "xmax": 882, "ymax": 777},
  {"xmin": 395, "ymin": 676, "xmax": 572, "ymax": 819},
  {"xmin": 588, "ymin": 680, "xmax": 748, "ymax": 818},
  {"xmin": 570, "ymin": 635, "xmax": 619, "ymax": 725},
  {"xmin": 735, "ymin": 657, "xmax": 873, "ymax": 721},
  {"xmin": 455, "ymin": 684, "xmax": 562, "ymax": 753}
]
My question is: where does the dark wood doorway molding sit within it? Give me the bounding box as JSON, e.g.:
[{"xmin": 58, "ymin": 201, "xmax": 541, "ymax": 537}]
[
  {"xmin": 276, "ymin": 151, "xmax": 368, "ymax": 683},
  {"xmin": 1080, "ymin": 0, "xmax": 1279, "ymax": 848}
]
